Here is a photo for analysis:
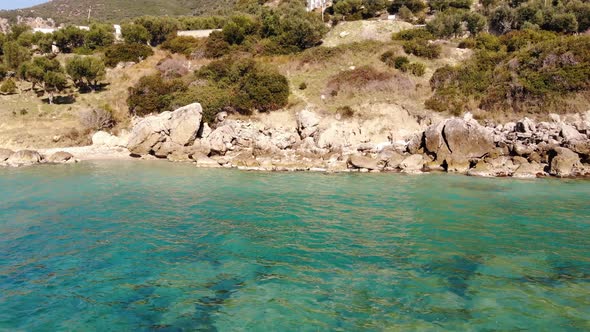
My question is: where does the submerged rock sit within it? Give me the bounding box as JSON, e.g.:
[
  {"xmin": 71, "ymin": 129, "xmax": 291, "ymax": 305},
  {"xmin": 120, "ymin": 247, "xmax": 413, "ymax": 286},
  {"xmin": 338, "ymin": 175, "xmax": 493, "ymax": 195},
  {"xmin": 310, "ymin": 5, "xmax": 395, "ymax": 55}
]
[{"xmin": 47, "ymin": 151, "xmax": 75, "ymax": 163}]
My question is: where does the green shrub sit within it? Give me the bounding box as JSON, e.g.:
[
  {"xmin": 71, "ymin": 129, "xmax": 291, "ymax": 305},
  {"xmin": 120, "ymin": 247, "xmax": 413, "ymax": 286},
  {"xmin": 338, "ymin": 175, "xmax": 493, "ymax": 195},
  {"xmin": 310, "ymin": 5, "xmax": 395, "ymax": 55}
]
[
  {"xmin": 426, "ymin": 11, "xmax": 464, "ymax": 38},
  {"xmin": 0, "ymin": 63, "xmax": 7, "ymax": 80},
  {"xmin": 161, "ymin": 36, "xmax": 206, "ymax": 56},
  {"xmin": 407, "ymin": 62, "xmax": 426, "ymax": 76},
  {"xmin": 458, "ymin": 38, "xmax": 476, "ymax": 49},
  {"xmin": 172, "ymin": 84, "xmax": 231, "ymax": 123},
  {"xmin": 380, "ymin": 50, "xmax": 396, "ymax": 67},
  {"xmin": 121, "ymin": 24, "xmax": 151, "ymax": 45},
  {"xmin": 392, "ymin": 28, "xmax": 434, "ymax": 41},
  {"xmin": 134, "ymin": 16, "xmax": 180, "ymax": 46},
  {"xmin": 427, "ymin": 34, "xmax": 590, "ymax": 115},
  {"xmin": 336, "ymin": 105, "xmax": 355, "ymax": 118},
  {"xmin": 388, "ymin": 0, "xmax": 427, "ymax": 14},
  {"xmin": 403, "ymin": 40, "xmax": 441, "ymax": 59},
  {"xmin": 104, "ymin": 43, "xmax": 154, "ymax": 67},
  {"xmin": 393, "ymin": 56, "xmax": 410, "ymax": 70},
  {"xmin": 299, "ymin": 82, "xmax": 307, "ymax": 90},
  {"xmin": 398, "ymin": 6, "xmax": 414, "ymax": 23},
  {"xmin": 127, "ymin": 74, "xmax": 187, "ymax": 116},
  {"xmin": 0, "ymin": 78, "xmax": 17, "ymax": 94},
  {"xmin": 204, "ymin": 31, "xmax": 231, "ymax": 58}
]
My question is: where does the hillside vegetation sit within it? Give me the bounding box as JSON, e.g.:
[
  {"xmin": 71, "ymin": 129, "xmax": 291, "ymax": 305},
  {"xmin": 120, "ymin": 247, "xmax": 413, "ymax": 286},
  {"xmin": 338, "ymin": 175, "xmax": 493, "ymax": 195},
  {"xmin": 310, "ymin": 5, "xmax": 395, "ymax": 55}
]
[{"xmin": 0, "ymin": 0, "xmax": 235, "ymax": 24}]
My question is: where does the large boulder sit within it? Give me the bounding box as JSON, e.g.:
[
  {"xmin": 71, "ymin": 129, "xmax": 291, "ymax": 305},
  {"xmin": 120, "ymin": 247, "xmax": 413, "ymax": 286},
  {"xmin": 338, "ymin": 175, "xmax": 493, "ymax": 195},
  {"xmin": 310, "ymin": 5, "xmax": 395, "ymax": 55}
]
[
  {"xmin": 513, "ymin": 161, "xmax": 545, "ymax": 178},
  {"xmin": 424, "ymin": 120, "xmax": 449, "ymax": 159},
  {"xmin": 6, "ymin": 150, "xmax": 43, "ymax": 166},
  {"xmin": 560, "ymin": 123, "xmax": 584, "ymax": 141},
  {"xmin": 127, "ymin": 103, "xmax": 203, "ymax": 156},
  {"xmin": 296, "ymin": 110, "xmax": 320, "ymax": 139},
  {"xmin": 443, "ymin": 118, "xmax": 495, "ymax": 162},
  {"xmin": 549, "ymin": 147, "xmax": 583, "ymax": 177},
  {"xmin": 0, "ymin": 148, "xmax": 14, "ymax": 162},
  {"xmin": 168, "ymin": 103, "xmax": 203, "ymax": 145},
  {"xmin": 127, "ymin": 113, "xmax": 170, "ymax": 155},
  {"xmin": 207, "ymin": 123, "xmax": 237, "ymax": 155},
  {"xmin": 399, "ymin": 154, "xmax": 424, "ymax": 173},
  {"xmin": 423, "ymin": 118, "xmax": 494, "ymax": 167},
  {"xmin": 347, "ymin": 154, "xmax": 380, "ymax": 170},
  {"xmin": 47, "ymin": 151, "xmax": 75, "ymax": 163}
]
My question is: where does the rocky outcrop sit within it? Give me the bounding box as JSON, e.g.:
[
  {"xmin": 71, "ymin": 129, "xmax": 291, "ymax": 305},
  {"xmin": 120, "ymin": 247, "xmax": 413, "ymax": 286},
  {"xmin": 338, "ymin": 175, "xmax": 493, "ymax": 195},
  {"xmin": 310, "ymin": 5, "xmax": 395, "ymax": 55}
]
[
  {"xmin": 0, "ymin": 148, "xmax": 14, "ymax": 162},
  {"xmin": 423, "ymin": 117, "xmax": 494, "ymax": 170},
  {"xmin": 127, "ymin": 103, "xmax": 203, "ymax": 157},
  {"xmin": 296, "ymin": 110, "xmax": 320, "ymax": 139},
  {"xmin": 122, "ymin": 104, "xmax": 589, "ymax": 178},
  {"xmin": 6, "ymin": 150, "xmax": 43, "ymax": 166}
]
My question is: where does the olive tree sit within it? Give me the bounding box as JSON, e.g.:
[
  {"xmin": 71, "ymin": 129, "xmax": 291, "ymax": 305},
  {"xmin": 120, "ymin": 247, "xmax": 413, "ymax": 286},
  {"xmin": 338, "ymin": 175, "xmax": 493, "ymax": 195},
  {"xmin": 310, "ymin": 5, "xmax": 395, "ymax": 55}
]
[{"xmin": 66, "ymin": 56, "xmax": 106, "ymax": 91}]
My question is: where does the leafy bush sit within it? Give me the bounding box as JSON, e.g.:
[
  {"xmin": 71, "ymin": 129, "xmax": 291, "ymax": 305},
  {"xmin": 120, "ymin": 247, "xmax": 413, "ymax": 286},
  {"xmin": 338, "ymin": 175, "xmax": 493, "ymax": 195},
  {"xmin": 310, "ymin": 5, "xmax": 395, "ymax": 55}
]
[
  {"xmin": 161, "ymin": 36, "xmax": 206, "ymax": 57},
  {"xmin": 407, "ymin": 62, "xmax": 426, "ymax": 76},
  {"xmin": 194, "ymin": 58, "xmax": 290, "ymax": 115},
  {"xmin": 380, "ymin": 50, "xmax": 396, "ymax": 67},
  {"xmin": 3, "ymin": 41, "xmax": 31, "ymax": 70},
  {"xmin": 134, "ymin": 16, "xmax": 180, "ymax": 46},
  {"xmin": 127, "ymin": 74, "xmax": 187, "ymax": 116},
  {"xmin": 104, "ymin": 43, "xmax": 154, "ymax": 67},
  {"xmin": 393, "ymin": 56, "xmax": 410, "ymax": 70},
  {"xmin": 53, "ymin": 26, "xmax": 87, "ymax": 53},
  {"xmin": 426, "ymin": 11, "xmax": 464, "ymax": 38},
  {"xmin": 84, "ymin": 24, "xmax": 115, "ymax": 50},
  {"xmin": 79, "ymin": 108, "xmax": 114, "ymax": 130},
  {"xmin": 204, "ymin": 31, "xmax": 231, "ymax": 58},
  {"xmin": 398, "ymin": 6, "xmax": 414, "ymax": 23},
  {"xmin": 392, "ymin": 28, "xmax": 434, "ymax": 41},
  {"xmin": 426, "ymin": 35, "xmax": 590, "ymax": 115},
  {"xmin": 0, "ymin": 78, "xmax": 17, "ymax": 94},
  {"xmin": 0, "ymin": 63, "xmax": 7, "ymax": 79},
  {"xmin": 172, "ymin": 84, "xmax": 231, "ymax": 123},
  {"xmin": 458, "ymin": 38, "xmax": 476, "ymax": 49},
  {"xmin": 299, "ymin": 82, "xmax": 307, "ymax": 90},
  {"xmin": 388, "ymin": 0, "xmax": 427, "ymax": 14},
  {"xmin": 121, "ymin": 24, "xmax": 151, "ymax": 45},
  {"xmin": 403, "ymin": 40, "xmax": 441, "ymax": 59}
]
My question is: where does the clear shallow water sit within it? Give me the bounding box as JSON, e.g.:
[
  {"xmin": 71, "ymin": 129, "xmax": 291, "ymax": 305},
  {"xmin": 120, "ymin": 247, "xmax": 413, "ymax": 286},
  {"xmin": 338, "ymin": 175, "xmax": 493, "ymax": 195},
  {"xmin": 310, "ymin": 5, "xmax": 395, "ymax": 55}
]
[{"xmin": 1, "ymin": 161, "xmax": 589, "ymax": 331}]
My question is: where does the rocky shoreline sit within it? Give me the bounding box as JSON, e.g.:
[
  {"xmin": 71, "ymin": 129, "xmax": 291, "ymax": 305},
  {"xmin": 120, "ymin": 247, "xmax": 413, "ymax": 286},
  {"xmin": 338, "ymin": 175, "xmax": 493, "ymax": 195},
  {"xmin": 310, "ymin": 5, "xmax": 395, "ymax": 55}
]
[{"xmin": 2, "ymin": 103, "xmax": 589, "ymax": 179}]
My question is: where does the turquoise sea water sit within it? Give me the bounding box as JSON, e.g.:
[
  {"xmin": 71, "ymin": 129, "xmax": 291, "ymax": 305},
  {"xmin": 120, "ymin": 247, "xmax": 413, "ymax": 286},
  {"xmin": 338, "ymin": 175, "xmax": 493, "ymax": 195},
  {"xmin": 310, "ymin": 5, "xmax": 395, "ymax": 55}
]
[{"xmin": 1, "ymin": 161, "xmax": 589, "ymax": 331}]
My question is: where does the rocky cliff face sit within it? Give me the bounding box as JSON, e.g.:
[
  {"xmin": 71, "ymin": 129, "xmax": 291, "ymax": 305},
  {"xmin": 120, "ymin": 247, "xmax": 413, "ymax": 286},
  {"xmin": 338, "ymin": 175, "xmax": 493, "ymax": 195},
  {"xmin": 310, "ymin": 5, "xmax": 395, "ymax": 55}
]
[{"xmin": 123, "ymin": 103, "xmax": 590, "ymax": 178}]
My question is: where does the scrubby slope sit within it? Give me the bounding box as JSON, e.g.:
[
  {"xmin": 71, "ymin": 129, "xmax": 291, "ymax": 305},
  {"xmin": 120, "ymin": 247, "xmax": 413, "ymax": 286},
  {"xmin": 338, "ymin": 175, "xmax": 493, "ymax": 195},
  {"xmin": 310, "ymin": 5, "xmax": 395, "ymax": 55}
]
[{"xmin": 0, "ymin": 0, "xmax": 235, "ymax": 24}]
